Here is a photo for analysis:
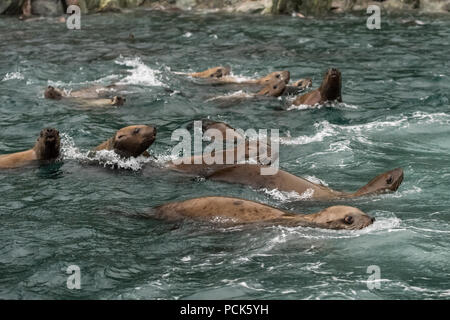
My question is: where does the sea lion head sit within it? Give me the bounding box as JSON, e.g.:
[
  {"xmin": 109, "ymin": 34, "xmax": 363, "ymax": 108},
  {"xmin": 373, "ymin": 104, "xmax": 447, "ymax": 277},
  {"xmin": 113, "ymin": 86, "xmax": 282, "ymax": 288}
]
[
  {"xmin": 319, "ymin": 68, "xmax": 342, "ymax": 102},
  {"xmin": 292, "ymin": 78, "xmax": 312, "ymax": 89},
  {"xmin": 111, "ymin": 96, "xmax": 126, "ymax": 106},
  {"xmin": 44, "ymin": 86, "xmax": 63, "ymax": 100},
  {"xmin": 112, "ymin": 125, "xmax": 157, "ymax": 158},
  {"xmin": 194, "ymin": 66, "xmax": 231, "ymax": 79},
  {"xmin": 354, "ymin": 168, "xmax": 404, "ymax": 197},
  {"xmin": 34, "ymin": 128, "xmax": 61, "ymax": 160},
  {"xmin": 305, "ymin": 205, "xmax": 375, "ymax": 230},
  {"xmin": 257, "ymin": 79, "xmax": 287, "ymax": 97},
  {"xmin": 259, "ymin": 71, "xmax": 290, "ymax": 85}
]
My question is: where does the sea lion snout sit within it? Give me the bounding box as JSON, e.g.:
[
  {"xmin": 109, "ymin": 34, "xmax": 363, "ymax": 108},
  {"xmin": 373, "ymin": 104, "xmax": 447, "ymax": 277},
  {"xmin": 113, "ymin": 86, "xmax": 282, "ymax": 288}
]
[
  {"xmin": 40, "ymin": 128, "xmax": 60, "ymax": 141},
  {"xmin": 44, "ymin": 86, "xmax": 63, "ymax": 100},
  {"xmin": 327, "ymin": 68, "xmax": 341, "ymax": 79}
]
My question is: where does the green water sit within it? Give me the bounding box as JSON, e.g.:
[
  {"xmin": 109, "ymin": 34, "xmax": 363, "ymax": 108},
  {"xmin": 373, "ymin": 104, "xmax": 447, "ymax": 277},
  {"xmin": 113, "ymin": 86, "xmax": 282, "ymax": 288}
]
[{"xmin": 0, "ymin": 10, "xmax": 449, "ymax": 299}]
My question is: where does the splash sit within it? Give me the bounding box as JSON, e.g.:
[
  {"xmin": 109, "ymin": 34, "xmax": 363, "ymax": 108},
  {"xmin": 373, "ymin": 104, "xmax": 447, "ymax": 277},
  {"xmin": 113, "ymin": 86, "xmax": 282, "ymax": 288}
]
[
  {"xmin": 115, "ymin": 56, "xmax": 164, "ymax": 87},
  {"xmin": 60, "ymin": 133, "xmax": 152, "ymax": 171},
  {"xmin": 260, "ymin": 188, "xmax": 315, "ymax": 201},
  {"xmin": 2, "ymin": 72, "xmax": 24, "ymax": 82}
]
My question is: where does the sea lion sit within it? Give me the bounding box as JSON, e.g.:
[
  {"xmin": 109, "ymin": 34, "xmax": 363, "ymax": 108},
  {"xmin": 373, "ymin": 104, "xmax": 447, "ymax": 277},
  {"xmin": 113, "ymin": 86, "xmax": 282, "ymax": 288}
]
[
  {"xmin": 255, "ymin": 79, "xmax": 287, "ymax": 97},
  {"xmin": 169, "ymin": 163, "xmax": 404, "ymax": 200},
  {"xmin": 293, "ymin": 68, "xmax": 342, "ymax": 106},
  {"xmin": 186, "ymin": 66, "xmax": 231, "ymax": 79},
  {"xmin": 181, "ymin": 66, "xmax": 290, "ymax": 86},
  {"xmin": 284, "ymin": 78, "xmax": 313, "ymax": 95},
  {"xmin": 173, "ymin": 120, "xmax": 277, "ymax": 170},
  {"xmin": 153, "ymin": 196, "xmax": 375, "ymax": 230},
  {"xmin": 0, "ymin": 128, "xmax": 60, "ymax": 169},
  {"xmin": 207, "ymin": 79, "xmax": 287, "ymax": 105},
  {"xmin": 94, "ymin": 125, "xmax": 157, "ymax": 158},
  {"xmin": 44, "ymin": 85, "xmax": 126, "ymax": 107}
]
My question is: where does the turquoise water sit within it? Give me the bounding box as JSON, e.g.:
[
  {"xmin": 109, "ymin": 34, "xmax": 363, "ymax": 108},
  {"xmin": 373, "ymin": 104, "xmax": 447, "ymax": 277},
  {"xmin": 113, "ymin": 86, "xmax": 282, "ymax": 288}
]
[{"xmin": 0, "ymin": 10, "xmax": 449, "ymax": 299}]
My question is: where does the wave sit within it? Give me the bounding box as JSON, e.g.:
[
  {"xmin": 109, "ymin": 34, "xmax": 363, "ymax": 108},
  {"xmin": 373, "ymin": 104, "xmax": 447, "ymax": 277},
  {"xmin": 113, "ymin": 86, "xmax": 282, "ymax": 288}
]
[
  {"xmin": 278, "ymin": 111, "xmax": 450, "ymax": 146},
  {"xmin": 2, "ymin": 72, "xmax": 24, "ymax": 82},
  {"xmin": 115, "ymin": 56, "xmax": 164, "ymax": 87}
]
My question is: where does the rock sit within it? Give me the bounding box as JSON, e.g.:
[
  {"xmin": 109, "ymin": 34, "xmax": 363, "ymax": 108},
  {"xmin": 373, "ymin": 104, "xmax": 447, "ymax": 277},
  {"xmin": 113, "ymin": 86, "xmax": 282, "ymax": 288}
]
[
  {"xmin": 0, "ymin": 0, "xmax": 13, "ymax": 14},
  {"xmin": 1, "ymin": 0, "xmax": 26, "ymax": 15},
  {"xmin": 65, "ymin": 0, "xmax": 88, "ymax": 14},
  {"xmin": 31, "ymin": 0, "xmax": 64, "ymax": 16},
  {"xmin": 420, "ymin": 0, "xmax": 450, "ymax": 12},
  {"xmin": 175, "ymin": 0, "xmax": 196, "ymax": 10},
  {"xmin": 235, "ymin": 0, "xmax": 268, "ymax": 13}
]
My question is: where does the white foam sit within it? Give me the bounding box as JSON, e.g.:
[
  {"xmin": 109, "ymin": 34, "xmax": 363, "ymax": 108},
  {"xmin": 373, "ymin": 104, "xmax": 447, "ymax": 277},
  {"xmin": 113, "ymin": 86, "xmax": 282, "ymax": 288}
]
[
  {"xmin": 2, "ymin": 72, "xmax": 24, "ymax": 82},
  {"xmin": 60, "ymin": 133, "xmax": 152, "ymax": 171},
  {"xmin": 260, "ymin": 188, "xmax": 315, "ymax": 201},
  {"xmin": 115, "ymin": 56, "xmax": 164, "ymax": 87},
  {"xmin": 206, "ymin": 90, "xmax": 253, "ymax": 101}
]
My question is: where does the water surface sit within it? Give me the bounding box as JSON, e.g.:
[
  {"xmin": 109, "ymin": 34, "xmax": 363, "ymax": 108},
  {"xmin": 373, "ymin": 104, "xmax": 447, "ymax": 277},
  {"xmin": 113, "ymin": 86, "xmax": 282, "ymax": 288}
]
[{"xmin": 0, "ymin": 11, "xmax": 449, "ymax": 299}]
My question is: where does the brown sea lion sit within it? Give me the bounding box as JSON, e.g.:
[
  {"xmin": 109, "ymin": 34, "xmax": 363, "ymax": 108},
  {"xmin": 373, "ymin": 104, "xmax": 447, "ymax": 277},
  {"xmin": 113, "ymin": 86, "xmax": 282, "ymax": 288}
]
[
  {"xmin": 284, "ymin": 78, "xmax": 313, "ymax": 95},
  {"xmin": 187, "ymin": 66, "xmax": 231, "ymax": 79},
  {"xmin": 173, "ymin": 120, "xmax": 277, "ymax": 170},
  {"xmin": 44, "ymin": 86, "xmax": 125, "ymax": 106},
  {"xmin": 94, "ymin": 125, "xmax": 157, "ymax": 158},
  {"xmin": 293, "ymin": 68, "xmax": 342, "ymax": 106},
  {"xmin": 169, "ymin": 163, "xmax": 404, "ymax": 200},
  {"xmin": 0, "ymin": 128, "xmax": 60, "ymax": 169},
  {"xmin": 207, "ymin": 79, "xmax": 287, "ymax": 105},
  {"xmin": 182, "ymin": 66, "xmax": 290, "ymax": 86},
  {"xmin": 153, "ymin": 196, "xmax": 375, "ymax": 230},
  {"xmin": 255, "ymin": 79, "xmax": 287, "ymax": 97}
]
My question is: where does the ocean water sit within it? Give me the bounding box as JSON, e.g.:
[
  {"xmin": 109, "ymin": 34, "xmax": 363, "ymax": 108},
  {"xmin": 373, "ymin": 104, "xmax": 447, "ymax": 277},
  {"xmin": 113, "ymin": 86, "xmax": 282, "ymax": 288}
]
[{"xmin": 0, "ymin": 10, "xmax": 449, "ymax": 299}]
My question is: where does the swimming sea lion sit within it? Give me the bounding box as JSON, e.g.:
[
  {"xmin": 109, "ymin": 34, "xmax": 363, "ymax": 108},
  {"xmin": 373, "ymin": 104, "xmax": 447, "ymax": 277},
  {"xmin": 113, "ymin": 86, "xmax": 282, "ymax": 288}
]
[
  {"xmin": 0, "ymin": 128, "xmax": 60, "ymax": 169},
  {"xmin": 172, "ymin": 120, "xmax": 277, "ymax": 171},
  {"xmin": 293, "ymin": 68, "xmax": 342, "ymax": 106},
  {"xmin": 255, "ymin": 79, "xmax": 287, "ymax": 97},
  {"xmin": 186, "ymin": 66, "xmax": 231, "ymax": 79},
  {"xmin": 207, "ymin": 79, "xmax": 287, "ymax": 106},
  {"xmin": 44, "ymin": 85, "xmax": 125, "ymax": 106},
  {"xmin": 153, "ymin": 196, "xmax": 375, "ymax": 230},
  {"xmin": 170, "ymin": 163, "xmax": 404, "ymax": 200},
  {"xmin": 182, "ymin": 67, "xmax": 290, "ymax": 86},
  {"xmin": 94, "ymin": 125, "xmax": 157, "ymax": 158},
  {"xmin": 284, "ymin": 78, "xmax": 313, "ymax": 95}
]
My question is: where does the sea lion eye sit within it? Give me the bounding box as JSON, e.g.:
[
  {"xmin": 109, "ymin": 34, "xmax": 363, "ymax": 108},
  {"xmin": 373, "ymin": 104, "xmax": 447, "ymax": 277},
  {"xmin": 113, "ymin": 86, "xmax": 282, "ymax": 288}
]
[
  {"xmin": 133, "ymin": 128, "xmax": 140, "ymax": 134},
  {"xmin": 386, "ymin": 176, "xmax": 393, "ymax": 184},
  {"xmin": 276, "ymin": 74, "xmax": 280, "ymax": 78},
  {"xmin": 273, "ymin": 85, "xmax": 277, "ymax": 89},
  {"xmin": 344, "ymin": 216, "xmax": 354, "ymax": 224},
  {"xmin": 118, "ymin": 135, "xmax": 125, "ymax": 139}
]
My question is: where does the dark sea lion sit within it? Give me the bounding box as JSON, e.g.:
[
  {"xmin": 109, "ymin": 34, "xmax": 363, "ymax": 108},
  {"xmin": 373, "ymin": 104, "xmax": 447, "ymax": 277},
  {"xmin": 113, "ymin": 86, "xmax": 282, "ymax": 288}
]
[
  {"xmin": 170, "ymin": 163, "xmax": 404, "ymax": 200},
  {"xmin": 94, "ymin": 125, "xmax": 157, "ymax": 158},
  {"xmin": 0, "ymin": 128, "xmax": 60, "ymax": 169},
  {"xmin": 187, "ymin": 66, "xmax": 231, "ymax": 79},
  {"xmin": 153, "ymin": 196, "xmax": 375, "ymax": 230},
  {"xmin": 44, "ymin": 85, "xmax": 125, "ymax": 106},
  {"xmin": 293, "ymin": 68, "xmax": 342, "ymax": 106}
]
